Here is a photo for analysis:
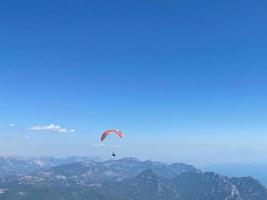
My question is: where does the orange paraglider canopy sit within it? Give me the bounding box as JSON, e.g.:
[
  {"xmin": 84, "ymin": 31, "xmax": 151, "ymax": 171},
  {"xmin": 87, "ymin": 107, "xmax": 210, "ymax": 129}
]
[{"xmin": 101, "ymin": 129, "xmax": 124, "ymax": 142}]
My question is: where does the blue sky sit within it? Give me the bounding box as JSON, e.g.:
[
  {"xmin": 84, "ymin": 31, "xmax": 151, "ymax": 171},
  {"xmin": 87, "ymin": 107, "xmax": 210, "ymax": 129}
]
[{"xmin": 0, "ymin": 0, "xmax": 267, "ymax": 164}]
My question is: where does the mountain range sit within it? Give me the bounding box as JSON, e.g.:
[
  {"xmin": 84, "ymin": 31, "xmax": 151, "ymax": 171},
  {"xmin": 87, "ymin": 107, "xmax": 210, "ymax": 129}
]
[{"xmin": 0, "ymin": 156, "xmax": 266, "ymax": 200}]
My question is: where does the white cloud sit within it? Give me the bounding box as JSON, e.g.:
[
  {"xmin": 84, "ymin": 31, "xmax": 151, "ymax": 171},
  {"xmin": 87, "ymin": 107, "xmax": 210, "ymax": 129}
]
[
  {"xmin": 28, "ymin": 124, "xmax": 75, "ymax": 134},
  {"xmin": 8, "ymin": 124, "xmax": 16, "ymax": 127},
  {"xmin": 91, "ymin": 143, "xmax": 127, "ymax": 148},
  {"xmin": 110, "ymin": 144, "xmax": 128, "ymax": 148},
  {"xmin": 91, "ymin": 143, "xmax": 107, "ymax": 147}
]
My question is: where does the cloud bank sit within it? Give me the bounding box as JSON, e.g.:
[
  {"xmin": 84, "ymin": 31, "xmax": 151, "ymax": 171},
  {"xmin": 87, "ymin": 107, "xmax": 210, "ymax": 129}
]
[
  {"xmin": 28, "ymin": 124, "xmax": 75, "ymax": 133},
  {"xmin": 91, "ymin": 143, "xmax": 127, "ymax": 148}
]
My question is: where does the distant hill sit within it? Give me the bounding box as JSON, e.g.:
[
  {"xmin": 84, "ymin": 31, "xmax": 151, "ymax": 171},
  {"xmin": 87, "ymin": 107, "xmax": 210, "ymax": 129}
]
[
  {"xmin": 201, "ymin": 163, "xmax": 267, "ymax": 186},
  {"xmin": 0, "ymin": 156, "xmax": 96, "ymax": 176}
]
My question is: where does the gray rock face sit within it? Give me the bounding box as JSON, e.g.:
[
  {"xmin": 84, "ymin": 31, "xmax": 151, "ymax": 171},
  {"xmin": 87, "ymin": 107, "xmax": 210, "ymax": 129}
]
[{"xmin": 230, "ymin": 177, "xmax": 267, "ymax": 200}]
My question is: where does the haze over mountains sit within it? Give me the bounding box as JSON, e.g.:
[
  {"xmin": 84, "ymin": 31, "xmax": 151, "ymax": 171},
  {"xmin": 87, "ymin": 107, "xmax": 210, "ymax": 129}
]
[{"xmin": 0, "ymin": 156, "xmax": 266, "ymax": 200}]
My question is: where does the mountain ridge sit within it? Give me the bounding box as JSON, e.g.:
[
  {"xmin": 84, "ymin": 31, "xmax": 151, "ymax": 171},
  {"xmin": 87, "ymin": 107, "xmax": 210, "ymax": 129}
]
[{"xmin": 0, "ymin": 156, "xmax": 266, "ymax": 200}]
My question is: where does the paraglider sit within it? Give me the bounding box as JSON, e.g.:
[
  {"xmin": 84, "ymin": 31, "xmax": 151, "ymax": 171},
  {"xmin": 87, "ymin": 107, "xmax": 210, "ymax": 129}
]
[{"xmin": 101, "ymin": 129, "xmax": 124, "ymax": 157}]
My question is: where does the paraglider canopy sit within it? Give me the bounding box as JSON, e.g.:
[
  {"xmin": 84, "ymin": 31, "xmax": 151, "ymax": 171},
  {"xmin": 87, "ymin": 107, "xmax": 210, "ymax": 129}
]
[{"xmin": 100, "ymin": 129, "xmax": 124, "ymax": 142}]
